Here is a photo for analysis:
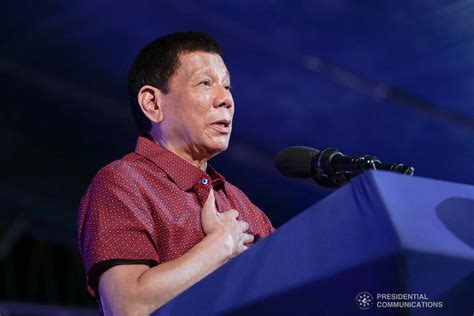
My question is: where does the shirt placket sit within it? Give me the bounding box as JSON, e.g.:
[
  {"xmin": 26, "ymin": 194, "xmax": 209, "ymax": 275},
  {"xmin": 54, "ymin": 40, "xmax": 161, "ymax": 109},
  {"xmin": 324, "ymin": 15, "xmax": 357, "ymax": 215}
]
[{"xmin": 194, "ymin": 176, "xmax": 213, "ymax": 208}]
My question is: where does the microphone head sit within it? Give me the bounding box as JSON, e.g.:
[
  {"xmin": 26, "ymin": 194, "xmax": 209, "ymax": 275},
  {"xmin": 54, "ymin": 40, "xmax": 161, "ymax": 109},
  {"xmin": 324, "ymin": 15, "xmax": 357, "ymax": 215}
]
[{"xmin": 274, "ymin": 146, "xmax": 319, "ymax": 178}]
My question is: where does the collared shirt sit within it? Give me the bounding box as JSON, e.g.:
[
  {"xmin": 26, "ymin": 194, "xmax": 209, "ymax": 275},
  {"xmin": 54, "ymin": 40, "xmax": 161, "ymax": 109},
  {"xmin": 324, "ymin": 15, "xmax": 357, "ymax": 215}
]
[{"xmin": 77, "ymin": 135, "xmax": 275, "ymax": 297}]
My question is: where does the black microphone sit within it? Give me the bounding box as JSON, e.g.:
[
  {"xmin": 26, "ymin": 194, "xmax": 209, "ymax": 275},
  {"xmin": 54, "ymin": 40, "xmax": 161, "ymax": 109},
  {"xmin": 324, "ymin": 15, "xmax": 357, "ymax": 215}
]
[
  {"xmin": 274, "ymin": 146, "xmax": 319, "ymax": 178},
  {"xmin": 275, "ymin": 146, "xmax": 414, "ymax": 188}
]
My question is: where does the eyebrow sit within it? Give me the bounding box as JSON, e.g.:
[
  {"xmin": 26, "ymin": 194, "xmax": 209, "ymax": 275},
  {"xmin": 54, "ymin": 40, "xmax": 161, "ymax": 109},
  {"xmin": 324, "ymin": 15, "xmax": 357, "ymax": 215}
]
[{"xmin": 191, "ymin": 68, "xmax": 231, "ymax": 82}]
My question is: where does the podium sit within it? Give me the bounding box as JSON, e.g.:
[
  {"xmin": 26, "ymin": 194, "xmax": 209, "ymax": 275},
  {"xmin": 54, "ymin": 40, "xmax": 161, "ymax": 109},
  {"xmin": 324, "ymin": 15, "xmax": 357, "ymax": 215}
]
[{"xmin": 153, "ymin": 171, "xmax": 474, "ymax": 315}]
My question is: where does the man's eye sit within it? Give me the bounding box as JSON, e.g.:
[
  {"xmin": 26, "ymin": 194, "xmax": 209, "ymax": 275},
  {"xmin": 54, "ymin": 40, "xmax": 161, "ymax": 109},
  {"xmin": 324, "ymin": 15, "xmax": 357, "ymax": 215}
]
[
  {"xmin": 200, "ymin": 80, "xmax": 212, "ymax": 86},
  {"xmin": 225, "ymin": 85, "xmax": 232, "ymax": 90}
]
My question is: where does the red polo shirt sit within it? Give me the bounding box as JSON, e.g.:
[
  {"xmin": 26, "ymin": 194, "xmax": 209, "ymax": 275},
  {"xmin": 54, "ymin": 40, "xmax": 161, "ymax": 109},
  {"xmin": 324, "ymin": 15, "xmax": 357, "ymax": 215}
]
[{"xmin": 77, "ymin": 135, "xmax": 275, "ymax": 297}]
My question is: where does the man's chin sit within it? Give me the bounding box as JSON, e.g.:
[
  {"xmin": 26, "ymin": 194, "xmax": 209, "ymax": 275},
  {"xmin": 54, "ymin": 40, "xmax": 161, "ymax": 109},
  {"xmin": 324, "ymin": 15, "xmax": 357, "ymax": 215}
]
[{"xmin": 206, "ymin": 141, "xmax": 229, "ymax": 158}]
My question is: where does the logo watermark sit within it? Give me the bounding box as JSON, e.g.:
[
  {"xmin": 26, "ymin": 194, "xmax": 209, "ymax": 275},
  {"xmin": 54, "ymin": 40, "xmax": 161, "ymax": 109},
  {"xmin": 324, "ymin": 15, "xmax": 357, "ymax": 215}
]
[
  {"xmin": 356, "ymin": 292, "xmax": 374, "ymax": 310},
  {"xmin": 355, "ymin": 292, "xmax": 443, "ymax": 310}
]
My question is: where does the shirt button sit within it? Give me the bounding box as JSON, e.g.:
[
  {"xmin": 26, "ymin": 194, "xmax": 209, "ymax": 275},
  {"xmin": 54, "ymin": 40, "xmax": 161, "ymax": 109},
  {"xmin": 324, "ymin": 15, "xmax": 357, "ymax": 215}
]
[{"xmin": 201, "ymin": 178, "xmax": 209, "ymax": 185}]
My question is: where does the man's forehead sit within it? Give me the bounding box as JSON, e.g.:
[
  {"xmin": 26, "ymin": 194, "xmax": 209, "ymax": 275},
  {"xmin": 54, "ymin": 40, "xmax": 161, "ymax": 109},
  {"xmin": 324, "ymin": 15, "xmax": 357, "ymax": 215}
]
[{"xmin": 177, "ymin": 51, "xmax": 230, "ymax": 78}]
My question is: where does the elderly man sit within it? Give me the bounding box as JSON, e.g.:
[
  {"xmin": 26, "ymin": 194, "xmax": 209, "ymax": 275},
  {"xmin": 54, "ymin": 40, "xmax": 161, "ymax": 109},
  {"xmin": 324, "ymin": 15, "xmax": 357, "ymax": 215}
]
[{"xmin": 78, "ymin": 31, "xmax": 275, "ymax": 315}]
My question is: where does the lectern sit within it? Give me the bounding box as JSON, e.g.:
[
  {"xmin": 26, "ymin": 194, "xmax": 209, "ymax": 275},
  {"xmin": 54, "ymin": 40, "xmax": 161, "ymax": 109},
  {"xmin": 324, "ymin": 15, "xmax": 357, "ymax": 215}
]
[{"xmin": 153, "ymin": 171, "xmax": 474, "ymax": 315}]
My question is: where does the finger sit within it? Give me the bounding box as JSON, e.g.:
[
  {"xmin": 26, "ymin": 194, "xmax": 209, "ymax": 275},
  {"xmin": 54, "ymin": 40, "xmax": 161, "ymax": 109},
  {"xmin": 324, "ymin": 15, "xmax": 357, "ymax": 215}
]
[
  {"xmin": 203, "ymin": 190, "xmax": 215, "ymax": 208},
  {"xmin": 233, "ymin": 244, "xmax": 249, "ymax": 258},
  {"xmin": 242, "ymin": 233, "xmax": 254, "ymax": 244},
  {"xmin": 201, "ymin": 191, "xmax": 218, "ymax": 234},
  {"xmin": 201, "ymin": 190, "xmax": 217, "ymax": 216},
  {"xmin": 239, "ymin": 221, "xmax": 250, "ymax": 233},
  {"xmin": 223, "ymin": 209, "xmax": 239, "ymax": 219}
]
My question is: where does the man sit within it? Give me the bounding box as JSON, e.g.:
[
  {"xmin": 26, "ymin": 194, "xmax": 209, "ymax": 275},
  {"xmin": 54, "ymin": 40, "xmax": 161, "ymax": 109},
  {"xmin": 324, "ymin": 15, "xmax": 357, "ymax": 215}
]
[{"xmin": 77, "ymin": 31, "xmax": 275, "ymax": 315}]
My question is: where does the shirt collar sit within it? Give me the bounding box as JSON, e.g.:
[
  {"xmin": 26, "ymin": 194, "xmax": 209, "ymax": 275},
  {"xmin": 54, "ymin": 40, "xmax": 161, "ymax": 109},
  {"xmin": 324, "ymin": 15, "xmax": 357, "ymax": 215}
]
[{"xmin": 134, "ymin": 135, "xmax": 226, "ymax": 191}]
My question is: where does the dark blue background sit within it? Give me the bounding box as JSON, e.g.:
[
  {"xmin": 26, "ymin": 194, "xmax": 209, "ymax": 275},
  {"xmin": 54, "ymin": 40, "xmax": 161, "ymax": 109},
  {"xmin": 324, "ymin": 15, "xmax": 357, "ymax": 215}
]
[{"xmin": 2, "ymin": 0, "xmax": 473, "ymax": 239}]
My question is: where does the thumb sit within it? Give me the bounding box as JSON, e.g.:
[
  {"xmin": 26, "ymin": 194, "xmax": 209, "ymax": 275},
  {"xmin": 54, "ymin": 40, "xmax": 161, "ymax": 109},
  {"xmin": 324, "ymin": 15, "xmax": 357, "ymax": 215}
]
[
  {"xmin": 201, "ymin": 190, "xmax": 218, "ymax": 235},
  {"xmin": 202, "ymin": 190, "xmax": 216, "ymax": 212},
  {"xmin": 201, "ymin": 190, "xmax": 218, "ymax": 219}
]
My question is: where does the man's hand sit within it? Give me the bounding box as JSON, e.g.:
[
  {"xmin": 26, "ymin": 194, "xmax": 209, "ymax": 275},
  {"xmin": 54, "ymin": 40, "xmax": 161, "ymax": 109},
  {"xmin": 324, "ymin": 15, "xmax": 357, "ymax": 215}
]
[
  {"xmin": 98, "ymin": 190, "xmax": 255, "ymax": 316},
  {"xmin": 201, "ymin": 190, "xmax": 254, "ymax": 259}
]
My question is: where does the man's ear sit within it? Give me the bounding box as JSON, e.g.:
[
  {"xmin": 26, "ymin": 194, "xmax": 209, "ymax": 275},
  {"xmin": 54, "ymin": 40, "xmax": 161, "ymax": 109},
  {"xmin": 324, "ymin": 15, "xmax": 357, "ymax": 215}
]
[{"xmin": 137, "ymin": 85, "xmax": 164, "ymax": 124}]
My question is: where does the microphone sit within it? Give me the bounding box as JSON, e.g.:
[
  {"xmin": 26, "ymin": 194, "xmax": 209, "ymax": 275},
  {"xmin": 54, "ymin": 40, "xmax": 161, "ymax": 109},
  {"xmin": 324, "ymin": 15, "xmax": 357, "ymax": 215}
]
[{"xmin": 275, "ymin": 146, "xmax": 414, "ymax": 188}]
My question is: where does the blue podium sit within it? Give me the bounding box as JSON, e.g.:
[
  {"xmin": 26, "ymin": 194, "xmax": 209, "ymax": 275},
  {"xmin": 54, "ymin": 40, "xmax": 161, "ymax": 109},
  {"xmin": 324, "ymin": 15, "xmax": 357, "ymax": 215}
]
[{"xmin": 153, "ymin": 171, "xmax": 474, "ymax": 315}]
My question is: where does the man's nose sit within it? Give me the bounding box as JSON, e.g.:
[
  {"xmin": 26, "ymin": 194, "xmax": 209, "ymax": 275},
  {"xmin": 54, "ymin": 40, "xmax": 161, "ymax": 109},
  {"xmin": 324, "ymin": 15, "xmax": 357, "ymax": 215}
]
[{"xmin": 214, "ymin": 84, "xmax": 233, "ymax": 109}]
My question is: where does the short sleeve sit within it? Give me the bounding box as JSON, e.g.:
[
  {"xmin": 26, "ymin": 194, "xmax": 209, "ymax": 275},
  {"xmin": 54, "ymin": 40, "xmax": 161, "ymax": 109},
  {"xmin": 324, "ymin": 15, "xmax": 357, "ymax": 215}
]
[
  {"xmin": 251, "ymin": 202, "xmax": 277, "ymax": 238},
  {"xmin": 77, "ymin": 162, "xmax": 160, "ymax": 297},
  {"xmin": 224, "ymin": 182, "xmax": 276, "ymax": 241}
]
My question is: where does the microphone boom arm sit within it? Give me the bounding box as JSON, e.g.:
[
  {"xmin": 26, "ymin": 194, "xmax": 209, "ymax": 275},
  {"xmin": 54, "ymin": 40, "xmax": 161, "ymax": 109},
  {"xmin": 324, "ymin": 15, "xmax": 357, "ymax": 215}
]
[{"xmin": 312, "ymin": 148, "xmax": 414, "ymax": 187}]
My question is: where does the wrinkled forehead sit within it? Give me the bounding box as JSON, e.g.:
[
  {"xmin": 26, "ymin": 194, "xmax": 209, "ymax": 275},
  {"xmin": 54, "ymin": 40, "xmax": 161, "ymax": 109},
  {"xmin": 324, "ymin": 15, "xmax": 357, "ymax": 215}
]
[{"xmin": 176, "ymin": 51, "xmax": 230, "ymax": 79}]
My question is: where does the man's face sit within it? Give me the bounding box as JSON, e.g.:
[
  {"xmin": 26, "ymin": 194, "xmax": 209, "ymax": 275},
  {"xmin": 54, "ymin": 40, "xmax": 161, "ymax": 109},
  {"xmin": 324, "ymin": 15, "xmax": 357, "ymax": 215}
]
[{"xmin": 160, "ymin": 51, "xmax": 234, "ymax": 160}]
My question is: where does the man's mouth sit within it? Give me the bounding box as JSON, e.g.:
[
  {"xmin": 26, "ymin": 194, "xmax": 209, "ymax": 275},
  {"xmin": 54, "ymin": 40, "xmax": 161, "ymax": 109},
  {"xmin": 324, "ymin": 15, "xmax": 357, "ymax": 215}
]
[{"xmin": 210, "ymin": 119, "xmax": 231, "ymax": 134}]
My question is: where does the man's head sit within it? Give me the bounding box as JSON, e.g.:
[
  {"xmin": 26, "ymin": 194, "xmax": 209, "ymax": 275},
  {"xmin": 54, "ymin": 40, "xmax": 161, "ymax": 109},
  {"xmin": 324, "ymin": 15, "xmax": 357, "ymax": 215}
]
[{"xmin": 128, "ymin": 32, "xmax": 234, "ymax": 163}]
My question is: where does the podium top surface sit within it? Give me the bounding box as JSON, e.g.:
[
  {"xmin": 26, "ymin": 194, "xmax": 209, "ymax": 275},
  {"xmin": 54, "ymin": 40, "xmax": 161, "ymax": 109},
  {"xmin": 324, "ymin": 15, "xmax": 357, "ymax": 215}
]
[{"xmin": 363, "ymin": 171, "xmax": 474, "ymax": 257}]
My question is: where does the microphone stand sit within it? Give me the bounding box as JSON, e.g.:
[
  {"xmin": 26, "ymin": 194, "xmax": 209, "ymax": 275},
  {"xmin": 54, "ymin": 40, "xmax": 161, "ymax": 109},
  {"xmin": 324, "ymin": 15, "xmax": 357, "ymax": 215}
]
[{"xmin": 313, "ymin": 148, "xmax": 415, "ymax": 188}]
